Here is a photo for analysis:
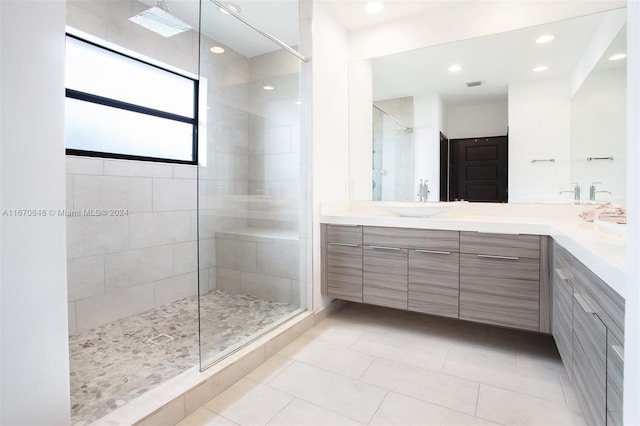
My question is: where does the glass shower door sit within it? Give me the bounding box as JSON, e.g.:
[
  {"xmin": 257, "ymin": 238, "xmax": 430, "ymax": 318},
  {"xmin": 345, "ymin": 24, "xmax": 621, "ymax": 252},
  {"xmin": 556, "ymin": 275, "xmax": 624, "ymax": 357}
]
[{"xmin": 197, "ymin": 1, "xmax": 307, "ymax": 369}]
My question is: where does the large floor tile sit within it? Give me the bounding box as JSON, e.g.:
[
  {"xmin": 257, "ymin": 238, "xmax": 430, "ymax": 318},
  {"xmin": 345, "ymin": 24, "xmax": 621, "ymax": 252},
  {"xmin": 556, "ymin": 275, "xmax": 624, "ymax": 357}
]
[
  {"xmin": 277, "ymin": 335, "xmax": 375, "ymax": 379},
  {"xmin": 176, "ymin": 407, "xmax": 237, "ymax": 426},
  {"xmin": 360, "ymin": 358, "xmax": 479, "ymax": 415},
  {"xmin": 350, "ymin": 332, "xmax": 448, "ymax": 372},
  {"xmin": 267, "ymin": 398, "xmax": 364, "ymax": 425},
  {"xmin": 443, "ymin": 350, "xmax": 566, "ymax": 403},
  {"xmin": 267, "ymin": 361, "xmax": 387, "ymax": 423},
  {"xmin": 476, "ymin": 384, "xmax": 586, "ymax": 425},
  {"xmin": 302, "ymin": 317, "xmax": 366, "ymax": 347},
  {"xmin": 204, "ymin": 378, "xmax": 293, "ymax": 425},
  {"xmin": 371, "ymin": 392, "xmax": 501, "ymax": 426},
  {"xmin": 246, "ymin": 354, "xmax": 293, "ymax": 384}
]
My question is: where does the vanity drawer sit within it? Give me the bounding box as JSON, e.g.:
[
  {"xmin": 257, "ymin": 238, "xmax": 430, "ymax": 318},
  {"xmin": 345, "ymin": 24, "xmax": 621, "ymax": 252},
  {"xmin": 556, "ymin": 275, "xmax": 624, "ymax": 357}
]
[
  {"xmin": 364, "ymin": 226, "xmax": 459, "ymax": 252},
  {"xmin": 327, "ymin": 224, "xmax": 362, "ymax": 246},
  {"xmin": 460, "ymin": 254, "xmax": 540, "ymax": 331},
  {"xmin": 460, "ymin": 232, "xmax": 540, "ymax": 258}
]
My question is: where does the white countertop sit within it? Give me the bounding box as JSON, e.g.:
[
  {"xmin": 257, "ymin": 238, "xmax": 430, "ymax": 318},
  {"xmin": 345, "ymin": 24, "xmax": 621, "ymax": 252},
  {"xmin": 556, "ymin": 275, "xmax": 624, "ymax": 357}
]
[{"xmin": 320, "ymin": 202, "xmax": 626, "ymax": 298}]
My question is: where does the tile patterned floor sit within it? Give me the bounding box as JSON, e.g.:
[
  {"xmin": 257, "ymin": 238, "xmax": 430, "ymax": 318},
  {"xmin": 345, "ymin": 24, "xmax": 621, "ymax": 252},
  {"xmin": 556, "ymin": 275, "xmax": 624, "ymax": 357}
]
[
  {"xmin": 178, "ymin": 302, "xmax": 586, "ymax": 426},
  {"xmin": 69, "ymin": 289, "xmax": 299, "ymax": 425}
]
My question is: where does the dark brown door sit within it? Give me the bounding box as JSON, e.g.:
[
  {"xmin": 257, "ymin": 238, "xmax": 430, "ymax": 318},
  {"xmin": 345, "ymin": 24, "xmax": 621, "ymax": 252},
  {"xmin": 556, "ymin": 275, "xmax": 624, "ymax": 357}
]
[{"xmin": 449, "ymin": 136, "xmax": 508, "ymax": 203}]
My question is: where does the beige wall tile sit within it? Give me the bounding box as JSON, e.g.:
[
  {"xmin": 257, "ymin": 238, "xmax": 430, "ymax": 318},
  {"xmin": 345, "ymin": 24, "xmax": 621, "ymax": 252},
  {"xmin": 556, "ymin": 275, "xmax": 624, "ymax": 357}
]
[
  {"xmin": 67, "ymin": 255, "xmax": 105, "ymax": 302},
  {"xmin": 129, "ymin": 211, "xmax": 191, "ymax": 249},
  {"xmin": 66, "ymin": 215, "xmax": 129, "ymax": 258},
  {"xmin": 153, "ymin": 178, "xmax": 197, "ymax": 212},
  {"xmin": 105, "ymin": 246, "xmax": 173, "ymax": 290}
]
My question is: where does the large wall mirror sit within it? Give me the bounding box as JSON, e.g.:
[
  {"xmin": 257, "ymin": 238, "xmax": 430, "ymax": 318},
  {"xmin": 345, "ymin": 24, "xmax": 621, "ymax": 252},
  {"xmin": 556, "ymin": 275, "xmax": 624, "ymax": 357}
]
[{"xmin": 348, "ymin": 9, "xmax": 626, "ymax": 204}]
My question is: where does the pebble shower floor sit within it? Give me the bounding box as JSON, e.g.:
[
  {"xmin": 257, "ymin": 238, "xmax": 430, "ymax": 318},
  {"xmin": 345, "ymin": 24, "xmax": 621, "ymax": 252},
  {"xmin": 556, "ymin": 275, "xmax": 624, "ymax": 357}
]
[{"xmin": 69, "ymin": 289, "xmax": 299, "ymax": 425}]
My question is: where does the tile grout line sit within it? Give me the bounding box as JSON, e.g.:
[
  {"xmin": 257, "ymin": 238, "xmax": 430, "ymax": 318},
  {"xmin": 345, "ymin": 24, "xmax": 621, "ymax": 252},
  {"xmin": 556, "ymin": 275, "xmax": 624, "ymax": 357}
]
[{"xmin": 366, "ymin": 390, "xmax": 390, "ymax": 425}]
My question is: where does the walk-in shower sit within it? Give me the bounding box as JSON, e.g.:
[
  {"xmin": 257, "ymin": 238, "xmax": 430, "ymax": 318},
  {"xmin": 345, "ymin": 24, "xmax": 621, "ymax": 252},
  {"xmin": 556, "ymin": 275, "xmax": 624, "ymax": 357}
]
[{"xmin": 65, "ymin": 0, "xmax": 308, "ymax": 422}]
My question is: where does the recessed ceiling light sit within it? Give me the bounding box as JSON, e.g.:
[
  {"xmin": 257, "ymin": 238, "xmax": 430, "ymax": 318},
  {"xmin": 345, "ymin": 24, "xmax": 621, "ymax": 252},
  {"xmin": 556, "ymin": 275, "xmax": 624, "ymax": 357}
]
[
  {"xmin": 263, "ymin": 85, "xmax": 275, "ymax": 91},
  {"xmin": 210, "ymin": 46, "xmax": 225, "ymax": 54},
  {"xmin": 609, "ymin": 53, "xmax": 627, "ymax": 61},
  {"xmin": 365, "ymin": 1, "xmax": 384, "ymax": 14},
  {"xmin": 294, "ymin": 100, "xmax": 302, "ymax": 105},
  {"xmin": 533, "ymin": 65, "xmax": 549, "ymax": 72},
  {"xmin": 219, "ymin": 2, "xmax": 241, "ymax": 15},
  {"xmin": 448, "ymin": 64, "xmax": 462, "ymax": 73},
  {"xmin": 536, "ymin": 35, "xmax": 555, "ymax": 44}
]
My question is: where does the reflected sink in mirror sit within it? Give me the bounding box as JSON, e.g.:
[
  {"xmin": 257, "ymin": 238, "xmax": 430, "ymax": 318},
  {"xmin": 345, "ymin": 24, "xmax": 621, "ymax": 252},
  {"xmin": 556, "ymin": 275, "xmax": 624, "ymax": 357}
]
[{"xmin": 372, "ymin": 201, "xmax": 464, "ymax": 217}]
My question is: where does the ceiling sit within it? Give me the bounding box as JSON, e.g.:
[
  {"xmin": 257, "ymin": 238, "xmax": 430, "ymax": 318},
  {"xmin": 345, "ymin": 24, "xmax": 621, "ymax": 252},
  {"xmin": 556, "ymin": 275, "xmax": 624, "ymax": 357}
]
[
  {"xmin": 321, "ymin": 0, "xmax": 469, "ymax": 31},
  {"xmin": 140, "ymin": 0, "xmax": 300, "ymax": 58},
  {"xmin": 371, "ymin": 11, "xmax": 626, "ymax": 106}
]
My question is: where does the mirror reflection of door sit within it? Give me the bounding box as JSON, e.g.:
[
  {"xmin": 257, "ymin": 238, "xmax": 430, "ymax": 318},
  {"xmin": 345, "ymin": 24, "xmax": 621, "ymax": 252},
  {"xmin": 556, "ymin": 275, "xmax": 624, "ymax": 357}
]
[{"xmin": 445, "ymin": 135, "xmax": 508, "ymax": 203}]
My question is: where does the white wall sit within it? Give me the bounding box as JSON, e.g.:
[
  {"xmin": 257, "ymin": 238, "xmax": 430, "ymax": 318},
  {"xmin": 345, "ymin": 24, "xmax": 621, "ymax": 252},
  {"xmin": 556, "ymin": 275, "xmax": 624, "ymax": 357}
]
[
  {"xmin": 571, "ymin": 68, "xmax": 626, "ymax": 203},
  {"xmin": 312, "ymin": 2, "xmax": 350, "ymax": 310},
  {"xmin": 414, "ymin": 94, "xmax": 443, "ymax": 201},
  {"xmin": 0, "ymin": 1, "xmax": 71, "ymax": 424},
  {"xmin": 349, "ymin": 1, "xmax": 626, "ymax": 61},
  {"xmin": 625, "ymin": 3, "xmax": 640, "ymax": 425},
  {"xmin": 348, "ymin": 59, "xmax": 373, "ymax": 200},
  {"xmin": 508, "ymin": 78, "xmax": 572, "ymax": 203},
  {"xmin": 446, "ymin": 102, "xmax": 508, "ymax": 139}
]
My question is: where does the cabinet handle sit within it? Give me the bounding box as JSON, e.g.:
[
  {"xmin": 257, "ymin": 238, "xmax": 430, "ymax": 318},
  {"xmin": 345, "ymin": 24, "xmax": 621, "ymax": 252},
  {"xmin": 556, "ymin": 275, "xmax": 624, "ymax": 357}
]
[
  {"xmin": 328, "ymin": 242, "xmax": 359, "ymax": 247},
  {"xmin": 477, "ymin": 254, "xmax": 519, "ymax": 260},
  {"xmin": 366, "ymin": 245, "xmax": 401, "ymax": 251},
  {"xmin": 612, "ymin": 344, "xmax": 624, "ymax": 361},
  {"xmin": 574, "ymin": 292, "xmax": 595, "ymax": 314},
  {"xmin": 414, "ymin": 249, "xmax": 451, "ymax": 255},
  {"xmin": 555, "ymin": 268, "xmax": 570, "ymax": 281}
]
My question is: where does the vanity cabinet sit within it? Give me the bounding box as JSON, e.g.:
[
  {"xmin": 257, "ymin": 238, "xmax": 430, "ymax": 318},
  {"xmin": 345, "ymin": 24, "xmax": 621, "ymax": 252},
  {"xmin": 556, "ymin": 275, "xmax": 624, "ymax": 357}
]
[
  {"xmin": 552, "ymin": 243, "xmax": 625, "ymax": 426},
  {"xmin": 607, "ymin": 334, "xmax": 624, "ymax": 426},
  {"xmin": 324, "ymin": 225, "xmax": 363, "ymax": 303},
  {"xmin": 459, "ymin": 232, "xmax": 542, "ymax": 332},
  {"xmin": 361, "ymin": 227, "xmax": 460, "ymax": 313},
  {"xmin": 407, "ymin": 229, "xmax": 460, "ymax": 318},
  {"xmin": 572, "ymin": 291, "xmax": 607, "ymax": 426}
]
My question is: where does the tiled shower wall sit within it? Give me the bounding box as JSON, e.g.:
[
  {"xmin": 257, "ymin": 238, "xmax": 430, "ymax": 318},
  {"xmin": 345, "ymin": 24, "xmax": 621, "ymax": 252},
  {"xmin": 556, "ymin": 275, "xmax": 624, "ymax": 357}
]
[
  {"xmin": 65, "ymin": 158, "xmax": 205, "ymax": 334},
  {"xmin": 66, "ymin": 0, "xmax": 305, "ymax": 333}
]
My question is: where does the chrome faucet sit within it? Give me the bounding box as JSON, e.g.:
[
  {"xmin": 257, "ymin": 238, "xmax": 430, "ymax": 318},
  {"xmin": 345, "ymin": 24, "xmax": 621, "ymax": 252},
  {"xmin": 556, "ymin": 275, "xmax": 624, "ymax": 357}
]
[
  {"xmin": 417, "ymin": 179, "xmax": 430, "ymax": 202},
  {"xmin": 589, "ymin": 182, "xmax": 612, "ymax": 201},
  {"xmin": 559, "ymin": 182, "xmax": 581, "ymax": 203}
]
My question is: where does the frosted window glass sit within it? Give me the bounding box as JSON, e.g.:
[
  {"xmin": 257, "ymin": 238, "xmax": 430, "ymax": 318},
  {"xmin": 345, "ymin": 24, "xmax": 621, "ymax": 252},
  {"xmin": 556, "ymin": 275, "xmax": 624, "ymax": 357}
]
[
  {"xmin": 65, "ymin": 99, "xmax": 193, "ymax": 162},
  {"xmin": 65, "ymin": 36, "xmax": 195, "ymax": 118}
]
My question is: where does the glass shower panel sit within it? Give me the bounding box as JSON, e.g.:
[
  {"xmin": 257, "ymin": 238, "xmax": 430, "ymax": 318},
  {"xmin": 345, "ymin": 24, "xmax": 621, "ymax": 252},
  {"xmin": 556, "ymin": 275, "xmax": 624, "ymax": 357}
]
[
  {"xmin": 372, "ymin": 107, "xmax": 414, "ymax": 201},
  {"xmin": 197, "ymin": 3, "xmax": 306, "ymax": 369}
]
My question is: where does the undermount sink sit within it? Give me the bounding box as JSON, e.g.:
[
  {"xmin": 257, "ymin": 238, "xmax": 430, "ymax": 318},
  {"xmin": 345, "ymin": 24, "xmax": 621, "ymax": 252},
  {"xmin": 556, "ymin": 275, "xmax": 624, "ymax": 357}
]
[{"xmin": 372, "ymin": 201, "xmax": 464, "ymax": 217}]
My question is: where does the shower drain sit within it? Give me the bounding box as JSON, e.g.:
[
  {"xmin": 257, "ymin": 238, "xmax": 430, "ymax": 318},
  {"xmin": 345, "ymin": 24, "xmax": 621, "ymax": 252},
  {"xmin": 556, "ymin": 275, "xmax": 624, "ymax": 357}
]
[{"xmin": 147, "ymin": 334, "xmax": 174, "ymax": 345}]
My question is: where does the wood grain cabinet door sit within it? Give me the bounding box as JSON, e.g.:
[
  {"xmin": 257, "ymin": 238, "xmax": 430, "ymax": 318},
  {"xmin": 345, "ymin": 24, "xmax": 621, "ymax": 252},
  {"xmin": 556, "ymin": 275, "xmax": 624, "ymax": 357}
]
[
  {"xmin": 572, "ymin": 292, "xmax": 607, "ymax": 426},
  {"xmin": 363, "ymin": 246, "xmax": 408, "ymax": 310},
  {"xmin": 326, "ymin": 243, "xmax": 363, "ymax": 302},
  {"xmin": 459, "ymin": 254, "xmax": 540, "ymax": 331},
  {"xmin": 408, "ymin": 249, "xmax": 459, "ymax": 318},
  {"xmin": 551, "ymin": 265, "xmax": 573, "ymax": 380},
  {"xmin": 324, "ymin": 225, "xmax": 363, "ymax": 303},
  {"xmin": 607, "ymin": 334, "xmax": 624, "ymax": 426}
]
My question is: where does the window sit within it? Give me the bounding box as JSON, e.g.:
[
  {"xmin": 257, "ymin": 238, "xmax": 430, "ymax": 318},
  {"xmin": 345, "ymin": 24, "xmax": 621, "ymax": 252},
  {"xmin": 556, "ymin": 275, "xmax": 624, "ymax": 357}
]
[{"xmin": 65, "ymin": 34, "xmax": 198, "ymax": 164}]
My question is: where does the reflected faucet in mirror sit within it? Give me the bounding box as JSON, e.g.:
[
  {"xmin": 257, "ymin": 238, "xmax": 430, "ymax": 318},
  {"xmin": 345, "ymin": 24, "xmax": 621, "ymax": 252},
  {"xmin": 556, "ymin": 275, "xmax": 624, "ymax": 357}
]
[
  {"xmin": 590, "ymin": 182, "xmax": 612, "ymax": 201},
  {"xmin": 559, "ymin": 182, "xmax": 581, "ymax": 203},
  {"xmin": 417, "ymin": 179, "xmax": 430, "ymax": 202}
]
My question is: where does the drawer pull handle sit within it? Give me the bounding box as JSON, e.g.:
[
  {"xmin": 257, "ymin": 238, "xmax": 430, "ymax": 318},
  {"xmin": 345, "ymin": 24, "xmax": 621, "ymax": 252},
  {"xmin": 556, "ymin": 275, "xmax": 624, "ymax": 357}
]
[
  {"xmin": 574, "ymin": 293, "xmax": 595, "ymax": 314},
  {"xmin": 555, "ymin": 268, "xmax": 570, "ymax": 281},
  {"xmin": 415, "ymin": 250, "xmax": 451, "ymax": 255},
  {"xmin": 367, "ymin": 245, "xmax": 401, "ymax": 251},
  {"xmin": 477, "ymin": 254, "xmax": 520, "ymax": 260},
  {"xmin": 328, "ymin": 242, "xmax": 359, "ymax": 247},
  {"xmin": 612, "ymin": 344, "xmax": 624, "ymax": 361}
]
